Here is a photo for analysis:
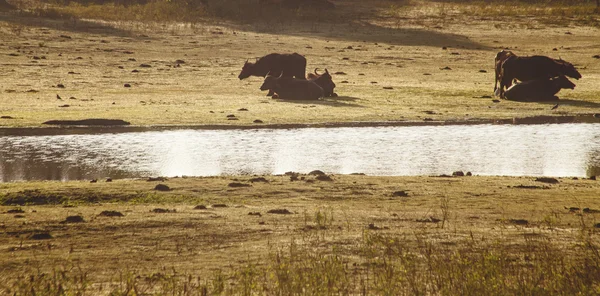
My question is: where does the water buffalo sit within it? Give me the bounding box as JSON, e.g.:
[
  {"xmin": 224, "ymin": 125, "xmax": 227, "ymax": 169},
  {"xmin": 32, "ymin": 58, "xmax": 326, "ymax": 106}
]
[
  {"xmin": 494, "ymin": 50, "xmax": 515, "ymax": 96},
  {"xmin": 238, "ymin": 53, "xmax": 306, "ymax": 80},
  {"xmin": 307, "ymin": 68, "xmax": 337, "ymax": 97},
  {"xmin": 504, "ymin": 75, "xmax": 576, "ymax": 102},
  {"xmin": 260, "ymin": 72, "xmax": 323, "ymax": 100},
  {"xmin": 498, "ymin": 54, "xmax": 581, "ymax": 98}
]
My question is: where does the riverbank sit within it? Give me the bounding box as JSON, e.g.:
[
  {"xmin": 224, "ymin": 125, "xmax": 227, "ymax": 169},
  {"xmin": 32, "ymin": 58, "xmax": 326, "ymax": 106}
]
[
  {"xmin": 1, "ymin": 1, "xmax": 600, "ymax": 128},
  {"xmin": 1, "ymin": 174, "xmax": 600, "ymax": 294}
]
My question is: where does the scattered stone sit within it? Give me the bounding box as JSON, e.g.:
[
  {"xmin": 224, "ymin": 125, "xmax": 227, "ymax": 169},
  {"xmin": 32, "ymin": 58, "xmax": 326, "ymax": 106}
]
[
  {"xmin": 440, "ymin": 66, "xmax": 452, "ymax": 70},
  {"xmin": 368, "ymin": 223, "xmax": 381, "ymax": 230},
  {"xmin": 43, "ymin": 119, "xmax": 130, "ymax": 126},
  {"xmin": 154, "ymin": 184, "xmax": 171, "ymax": 191},
  {"xmin": 26, "ymin": 89, "xmax": 38, "ymax": 93},
  {"xmin": 227, "ymin": 117, "xmax": 239, "ymax": 121},
  {"xmin": 226, "ymin": 114, "xmax": 236, "ymax": 118},
  {"xmin": 535, "ymin": 177, "xmax": 559, "ymax": 184},
  {"xmin": 228, "ymin": 182, "xmax": 251, "ymax": 188},
  {"xmin": 238, "ymin": 108, "xmax": 248, "ymax": 111},
  {"xmin": 340, "ymin": 81, "xmax": 349, "ymax": 83},
  {"xmin": 14, "ymin": 214, "xmax": 25, "ymax": 218},
  {"xmin": 175, "ymin": 59, "xmax": 185, "ymax": 64},
  {"xmin": 452, "ymin": 171, "xmax": 465, "ymax": 177},
  {"xmin": 253, "ymin": 119, "xmax": 263, "ymax": 123},
  {"xmin": 391, "ymin": 190, "xmax": 409, "ymax": 197},
  {"xmin": 258, "ymin": 221, "xmax": 265, "ymax": 225},
  {"xmin": 383, "ymin": 86, "xmax": 393, "ymax": 90},
  {"xmin": 492, "ymin": 99, "xmax": 501, "ymax": 103},
  {"xmin": 423, "ymin": 110, "xmax": 436, "ymax": 115},
  {"xmin": 98, "ymin": 210, "xmax": 124, "ymax": 217},
  {"xmin": 342, "ymin": 57, "xmax": 349, "ymax": 60},
  {"xmin": 248, "ymin": 212, "xmax": 262, "ymax": 217},
  {"xmin": 334, "ymin": 71, "xmax": 347, "ymax": 75},
  {"xmin": 63, "ymin": 215, "xmax": 85, "ymax": 223},
  {"xmin": 370, "ymin": 81, "xmax": 378, "ymax": 84},
  {"xmin": 58, "ymin": 104, "xmax": 70, "ymax": 108},
  {"xmin": 1, "ymin": 116, "xmax": 14, "ymax": 119},
  {"xmin": 451, "ymin": 52, "xmax": 460, "ymax": 55},
  {"xmin": 512, "ymin": 185, "xmax": 549, "ymax": 189},
  {"xmin": 106, "ymin": 178, "xmax": 112, "ymax": 182},
  {"xmin": 416, "ymin": 216, "xmax": 441, "ymax": 223},
  {"xmin": 6, "ymin": 208, "xmax": 24, "ymax": 213},
  {"xmin": 593, "ymin": 55, "xmax": 600, "ymax": 59},
  {"xmin": 583, "ymin": 208, "xmax": 600, "ymax": 214},
  {"xmin": 316, "ymin": 175, "xmax": 333, "ymax": 181},
  {"xmin": 124, "ymin": 83, "xmax": 131, "ymax": 87},
  {"xmin": 30, "ymin": 233, "xmax": 52, "ymax": 240},
  {"xmin": 509, "ymin": 219, "xmax": 529, "ymax": 225},
  {"xmin": 60, "ymin": 35, "xmax": 72, "ymax": 39},
  {"xmin": 267, "ymin": 209, "xmax": 292, "ymax": 214},
  {"xmin": 90, "ymin": 179, "xmax": 97, "ymax": 183},
  {"xmin": 249, "ymin": 177, "xmax": 269, "ymax": 183},
  {"xmin": 132, "ymin": 69, "xmax": 139, "ymax": 73},
  {"xmin": 194, "ymin": 205, "xmax": 207, "ymax": 210},
  {"xmin": 423, "ymin": 73, "xmax": 431, "ymax": 76},
  {"xmin": 139, "ymin": 63, "xmax": 152, "ymax": 68},
  {"xmin": 147, "ymin": 177, "xmax": 167, "ymax": 182},
  {"xmin": 479, "ymin": 70, "xmax": 487, "ymax": 73},
  {"xmin": 151, "ymin": 208, "xmax": 175, "ymax": 213},
  {"xmin": 212, "ymin": 204, "xmax": 228, "ymax": 208},
  {"xmin": 57, "ymin": 84, "xmax": 65, "ymax": 88}
]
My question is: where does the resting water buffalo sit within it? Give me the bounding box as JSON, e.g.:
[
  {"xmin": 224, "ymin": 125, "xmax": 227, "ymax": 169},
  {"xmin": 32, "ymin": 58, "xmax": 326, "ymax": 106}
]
[
  {"xmin": 498, "ymin": 54, "xmax": 581, "ymax": 98},
  {"xmin": 260, "ymin": 72, "xmax": 323, "ymax": 100},
  {"xmin": 238, "ymin": 53, "xmax": 306, "ymax": 80},
  {"xmin": 504, "ymin": 75, "xmax": 575, "ymax": 102},
  {"xmin": 307, "ymin": 68, "xmax": 337, "ymax": 97},
  {"xmin": 494, "ymin": 50, "xmax": 515, "ymax": 95}
]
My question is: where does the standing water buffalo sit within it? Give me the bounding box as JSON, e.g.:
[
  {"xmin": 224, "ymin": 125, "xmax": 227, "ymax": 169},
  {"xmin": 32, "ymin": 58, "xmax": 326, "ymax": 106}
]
[
  {"xmin": 238, "ymin": 53, "xmax": 306, "ymax": 80},
  {"xmin": 307, "ymin": 68, "xmax": 337, "ymax": 97},
  {"xmin": 504, "ymin": 75, "xmax": 576, "ymax": 102},
  {"xmin": 498, "ymin": 53, "xmax": 581, "ymax": 98},
  {"xmin": 260, "ymin": 72, "xmax": 323, "ymax": 100}
]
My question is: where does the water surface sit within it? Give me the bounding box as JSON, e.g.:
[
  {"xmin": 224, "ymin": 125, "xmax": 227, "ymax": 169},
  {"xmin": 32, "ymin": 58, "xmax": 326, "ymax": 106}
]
[{"xmin": 0, "ymin": 124, "xmax": 599, "ymax": 181}]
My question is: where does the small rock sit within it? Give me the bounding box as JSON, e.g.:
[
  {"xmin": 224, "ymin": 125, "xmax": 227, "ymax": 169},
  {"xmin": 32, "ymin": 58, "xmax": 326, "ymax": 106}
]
[
  {"xmin": 334, "ymin": 71, "xmax": 347, "ymax": 75},
  {"xmin": 249, "ymin": 177, "xmax": 269, "ymax": 183},
  {"xmin": 6, "ymin": 208, "xmax": 24, "ymax": 213},
  {"xmin": 151, "ymin": 208, "xmax": 175, "ymax": 213},
  {"xmin": 226, "ymin": 114, "xmax": 236, "ymax": 118},
  {"xmin": 98, "ymin": 210, "xmax": 124, "ymax": 217},
  {"xmin": 593, "ymin": 55, "xmax": 600, "ymax": 59},
  {"xmin": 154, "ymin": 184, "xmax": 171, "ymax": 191},
  {"xmin": 106, "ymin": 178, "xmax": 113, "ymax": 182},
  {"xmin": 30, "ymin": 233, "xmax": 52, "ymax": 240},
  {"xmin": 57, "ymin": 84, "xmax": 65, "ymax": 88},
  {"xmin": 383, "ymin": 87, "xmax": 393, "ymax": 90},
  {"xmin": 440, "ymin": 66, "xmax": 452, "ymax": 70},
  {"xmin": 124, "ymin": 83, "xmax": 131, "ymax": 87},
  {"xmin": 391, "ymin": 190, "xmax": 409, "ymax": 197},
  {"xmin": 535, "ymin": 177, "xmax": 559, "ymax": 184},
  {"xmin": 238, "ymin": 108, "xmax": 248, "ymax": 111},
  {"xmin": 1, "ymin": 116, "xmax": 14, "ymax": 119},
  {"xmin": 253, "ymin": 119, "xmax": 263, "ymax": 123},
  {"xmin": 267, "ymin": 209, "xmax": 292, "ymax": 214},
  {"xmin": 479, "ymin": 70, "xmax": 487, "ymax": 73},
  {"xmin": 492, "ymin": 99, "xmax": 500, "ymax": 103},
  {"xmin": 212, "ymin": 204, "xmax": 228, "ymax": 208},
  {"xmin": 194, "ymin": 205, "xmax": 207, "ymax": 210},
  {"xmin": 131, "ymin": 69, "xmax": 139, "ymax": 73},
  {"xmin": 248, "ymin": 212, "xmax": 262, "ymax": 217},
  {"xmin": 90, "ymin": 179, "xmax": 97, "ymax": 183},
  {"xmin": 139, "ymin": 63, "xmax": 152, "ymax": 68},
  {"xmin": 147, "ymin": 177, "xmax": 167, "ymax": 182},
  {"xmin": 509, "ymin": 219, "xmax": 529, "ymax": 225},
  {"xmin": 228, "ymin": 182, "xmax": 251, "ymax": 188},
  {"xmin": 58, "ymin": 104, "xmax": 70, "ymax": 108},
  {"xmin": 63, "ymin": 215, "xmax": 85, "ymax": 223}
]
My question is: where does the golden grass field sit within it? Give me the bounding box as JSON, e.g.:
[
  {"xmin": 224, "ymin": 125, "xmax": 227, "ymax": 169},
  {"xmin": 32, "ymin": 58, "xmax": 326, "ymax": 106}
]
[
  {"xmin": 0, "ymin": 0, "xmax": 599, "ymax": 128},
  {"xmin": 1, "ymin": 0, "xmax": 600, "ymax": 294},
  {"xmin": 1, "ymin": 174, "xmax": 600, "ymax": 294}
]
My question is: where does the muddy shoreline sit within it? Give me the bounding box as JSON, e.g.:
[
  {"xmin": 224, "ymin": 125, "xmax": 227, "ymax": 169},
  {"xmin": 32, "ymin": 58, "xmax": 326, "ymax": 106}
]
[{"xmin": 1, "ymin": 114, "xmax": 599, "ymax": 136}]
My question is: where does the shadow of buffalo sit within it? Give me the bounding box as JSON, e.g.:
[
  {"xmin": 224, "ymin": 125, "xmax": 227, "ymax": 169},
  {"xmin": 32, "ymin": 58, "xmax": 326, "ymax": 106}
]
[{"xmin": 274, "ymin": 96, "xmax": 364, "ymax": 108}]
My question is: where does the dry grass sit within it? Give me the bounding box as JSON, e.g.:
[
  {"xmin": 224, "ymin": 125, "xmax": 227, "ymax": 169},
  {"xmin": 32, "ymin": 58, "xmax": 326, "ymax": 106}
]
[
  {"xmin": 0, "ymin": 0, "xmax": 599, "ymax": 128},
  {"xmin": 1, "ymin": 174, "xmax": 600, "ymax": 294}
]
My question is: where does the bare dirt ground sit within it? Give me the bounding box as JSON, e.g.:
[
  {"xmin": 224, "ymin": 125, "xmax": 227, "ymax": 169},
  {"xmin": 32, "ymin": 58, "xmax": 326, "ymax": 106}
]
[
  {"xmin": 0, "ymin": 1, "xmax": 599, "ymax": 128},
  {"xmin": 1, "ymin": 174, "xmax": 600, "ymax": 292}
]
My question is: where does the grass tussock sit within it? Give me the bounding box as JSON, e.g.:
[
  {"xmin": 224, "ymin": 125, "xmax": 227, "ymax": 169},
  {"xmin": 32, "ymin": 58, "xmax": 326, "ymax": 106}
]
[{"xmin": 4, "ymin": 231, "xmax": 600, "ymax": 295}]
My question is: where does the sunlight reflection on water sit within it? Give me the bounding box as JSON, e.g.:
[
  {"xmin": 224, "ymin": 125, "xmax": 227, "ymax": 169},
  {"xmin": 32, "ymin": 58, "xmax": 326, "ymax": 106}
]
[{"xmin": 0, "ymin": 124, "xmax": 599, "ymax": 181}]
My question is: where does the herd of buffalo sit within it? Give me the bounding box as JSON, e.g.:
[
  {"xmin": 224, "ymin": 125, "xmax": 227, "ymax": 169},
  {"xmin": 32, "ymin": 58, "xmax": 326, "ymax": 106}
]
[{"xmin": 239, "ymin": 50, "xmax": 582, "ymax": 102}]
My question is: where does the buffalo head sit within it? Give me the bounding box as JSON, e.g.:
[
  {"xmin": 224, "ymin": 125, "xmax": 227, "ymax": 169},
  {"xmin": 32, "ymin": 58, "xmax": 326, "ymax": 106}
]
[
  {"xmin": 260, "ymin": 72, "xmax": 282, "ymax": 91},
  {"xmin": 238, "ymin": 59, "xmax": 255, "ymax": 80},
  {"xmin": 556, "ymin": 58, "xmax": 582, "ymax": 80},
  {"xmin": 554, "ymin": 75, "xmax": 576, "ymax": 90},
  {"xmin": 311, "ymin": 68, "xmax": 336, "ymax": 97}
]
